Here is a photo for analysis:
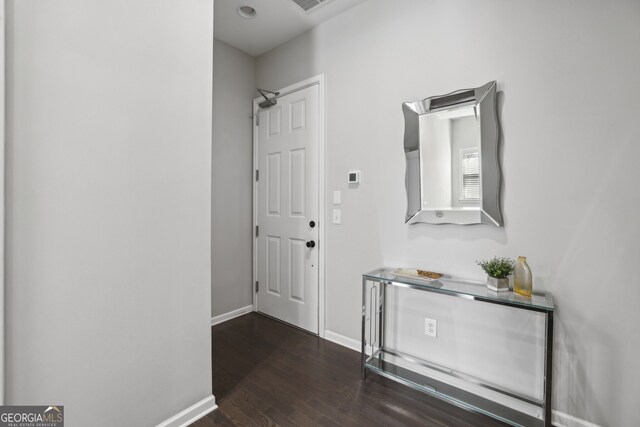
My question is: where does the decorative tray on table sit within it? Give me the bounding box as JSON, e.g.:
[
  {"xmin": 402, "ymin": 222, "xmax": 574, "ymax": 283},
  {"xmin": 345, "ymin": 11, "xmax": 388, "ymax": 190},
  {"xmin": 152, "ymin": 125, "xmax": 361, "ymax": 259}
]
[{"xmin": 391, "ymin": 268, "xmax": 444, "ymax": 281}]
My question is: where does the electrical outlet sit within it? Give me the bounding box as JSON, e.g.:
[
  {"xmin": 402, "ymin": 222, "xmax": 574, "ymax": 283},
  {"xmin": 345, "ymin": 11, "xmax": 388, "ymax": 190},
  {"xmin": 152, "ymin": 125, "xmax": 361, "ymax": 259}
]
[{"xmin": 424, "ymin": 318, "xmax": 437, "ymax": 338}]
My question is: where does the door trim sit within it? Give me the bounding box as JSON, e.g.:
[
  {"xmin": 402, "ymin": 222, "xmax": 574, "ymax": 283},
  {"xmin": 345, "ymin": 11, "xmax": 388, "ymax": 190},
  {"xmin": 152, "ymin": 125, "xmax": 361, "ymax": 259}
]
[{"xmin": 252, "ymin": 74, "xmax": 325, "ymax": 338}]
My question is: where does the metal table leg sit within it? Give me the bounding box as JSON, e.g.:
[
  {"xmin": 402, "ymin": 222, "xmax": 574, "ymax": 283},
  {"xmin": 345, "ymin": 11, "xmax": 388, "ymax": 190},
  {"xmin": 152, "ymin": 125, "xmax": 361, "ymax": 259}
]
[
  {"xmin": 361, "ymin": 276, "xmax": 367, "ymax": 379},
  {"xmin": 543, "ymin": 311, "xmax": 554, "ymax": 425},
  {"xmin": 378, "ymin": 281, "xmax": 386, "ymax": 361}
]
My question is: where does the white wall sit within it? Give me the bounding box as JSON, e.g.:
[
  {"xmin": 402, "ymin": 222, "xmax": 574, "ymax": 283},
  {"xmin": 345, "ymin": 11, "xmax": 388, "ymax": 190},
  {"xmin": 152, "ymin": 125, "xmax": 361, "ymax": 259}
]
[
  {"xmin": 211, "ymin": 39, "xmax": 255, "ymax": 317},
  {"xmin": 5, "ymin": 1, "xmax": 214, "ymax": 426},
  {"xmin": 256, "ymin": 0, "xmax": 640, "ymax": 425}
]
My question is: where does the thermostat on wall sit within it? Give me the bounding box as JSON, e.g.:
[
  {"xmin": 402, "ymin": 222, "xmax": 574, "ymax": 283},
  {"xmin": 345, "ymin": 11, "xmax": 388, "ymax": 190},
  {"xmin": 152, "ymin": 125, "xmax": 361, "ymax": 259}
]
[{"xmin": 348, "ymin": 170, "xmax": 361, "ymax": 184}]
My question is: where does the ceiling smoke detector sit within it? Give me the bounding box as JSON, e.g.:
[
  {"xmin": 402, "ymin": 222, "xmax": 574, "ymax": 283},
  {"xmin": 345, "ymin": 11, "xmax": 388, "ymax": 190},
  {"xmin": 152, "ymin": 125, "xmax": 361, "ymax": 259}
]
[
  {"xmin": 290, "ymin": 0, "xmax": 330, "ymax": 13},
  {"xmin": 237, "ymin": 5, "xmax": 257, "ymax": 19}
]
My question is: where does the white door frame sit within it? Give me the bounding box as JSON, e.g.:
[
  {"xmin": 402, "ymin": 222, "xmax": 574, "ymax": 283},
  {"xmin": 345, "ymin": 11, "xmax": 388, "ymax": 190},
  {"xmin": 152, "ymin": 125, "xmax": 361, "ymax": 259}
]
[{"xmin": 252, "ymin": 74, "xmax": 325, "ymax": 338}]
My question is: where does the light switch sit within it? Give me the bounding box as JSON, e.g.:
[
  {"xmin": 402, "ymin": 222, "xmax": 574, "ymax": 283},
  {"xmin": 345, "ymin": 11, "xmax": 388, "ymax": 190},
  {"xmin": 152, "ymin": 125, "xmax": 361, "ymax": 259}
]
[
  {"xmin": 332, "ymin": 209, "xmax": 341, "ymax": 224},
  {"xmin": 333, "ymin": 190, "xmax": 341, "ymax": 205}
]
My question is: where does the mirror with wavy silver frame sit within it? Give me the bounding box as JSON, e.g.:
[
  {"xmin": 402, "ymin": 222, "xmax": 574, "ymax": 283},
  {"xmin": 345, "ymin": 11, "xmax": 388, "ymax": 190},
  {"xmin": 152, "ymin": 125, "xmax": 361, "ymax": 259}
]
[{"xmin": 403, "ymin": 81, "xmax": 502, "ymax": 226}]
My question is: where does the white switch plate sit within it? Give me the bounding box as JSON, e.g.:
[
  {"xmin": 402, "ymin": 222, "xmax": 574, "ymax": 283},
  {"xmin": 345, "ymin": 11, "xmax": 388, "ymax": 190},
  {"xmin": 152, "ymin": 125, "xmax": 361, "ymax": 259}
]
[
  {"xmin": 332, "ymin": 209, "xmax": 341, "ymax": 224},
  {"xmin": 333, "ymin": 190, "xmax": 341, "ymax": 205},
  {"xmin": 425, "ymin": 318, "xmax": 437, "ymax": 338}
]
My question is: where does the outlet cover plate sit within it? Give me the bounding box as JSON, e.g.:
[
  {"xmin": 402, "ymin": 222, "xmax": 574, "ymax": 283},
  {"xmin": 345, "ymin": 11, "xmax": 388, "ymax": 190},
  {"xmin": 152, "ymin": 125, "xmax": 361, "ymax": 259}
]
[{"xmin": 425, "ymin": 318, "xmax": 437, "ymax": 338}]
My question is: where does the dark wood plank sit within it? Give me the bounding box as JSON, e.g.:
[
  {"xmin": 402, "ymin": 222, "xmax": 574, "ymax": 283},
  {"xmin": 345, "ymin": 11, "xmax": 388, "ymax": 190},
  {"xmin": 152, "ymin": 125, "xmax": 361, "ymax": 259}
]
[
  {"xmin": 192, "ymin": 312, "xmax": 508, "ymax": 426},
  {"xmin": 192, "ymin": 409, "xmax": 235, "ymax": 427}
]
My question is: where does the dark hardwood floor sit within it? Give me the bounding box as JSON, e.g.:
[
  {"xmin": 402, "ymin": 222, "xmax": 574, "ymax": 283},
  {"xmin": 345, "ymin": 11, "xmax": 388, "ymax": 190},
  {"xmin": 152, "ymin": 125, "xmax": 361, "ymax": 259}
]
[{"xmin": 192, "ymin": 313, "xmax": 506, "ymax": 427}]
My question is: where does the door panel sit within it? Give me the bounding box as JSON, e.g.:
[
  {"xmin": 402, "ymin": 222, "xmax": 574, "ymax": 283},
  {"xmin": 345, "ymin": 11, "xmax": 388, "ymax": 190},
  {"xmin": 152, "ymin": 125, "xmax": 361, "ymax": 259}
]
[
  {"xmin": 289, "ymin": 238, "xmax": 306, "ymax": 302},
  {"xmin": 257, "ymin": 84, "xmax": 319, "ymax": 333},
  {"xmin": 290, "ymin": 99, "xmax": 306, "ymax": 131},
  {"xmin": 290, "ymin": 148, "xmax": 306, "ymax": 216},
  {"xmin": 269, "ymin": 106, "xmax": 282, "ymax": 136},
  {"xmin": 267, "ymin": 153, "xmax": 281, "ymax": 215},
  {"xmin": 267, "ymin": 236, "xmax": 281, "ymax": 295}
]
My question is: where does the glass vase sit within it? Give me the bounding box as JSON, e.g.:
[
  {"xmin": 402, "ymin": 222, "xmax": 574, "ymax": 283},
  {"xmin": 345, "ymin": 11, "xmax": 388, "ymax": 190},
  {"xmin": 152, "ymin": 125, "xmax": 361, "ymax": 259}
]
[{"xmin": 514, "ymin": 256, "xmax": 532, "ymax": 297}]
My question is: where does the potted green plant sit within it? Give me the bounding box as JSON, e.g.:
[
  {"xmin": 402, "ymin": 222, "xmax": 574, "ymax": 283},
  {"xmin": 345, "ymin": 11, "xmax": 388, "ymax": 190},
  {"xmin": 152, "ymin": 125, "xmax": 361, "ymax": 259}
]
[{"xmin": 476, "ymin": 257, "xmax": 515, "ymax": 292}]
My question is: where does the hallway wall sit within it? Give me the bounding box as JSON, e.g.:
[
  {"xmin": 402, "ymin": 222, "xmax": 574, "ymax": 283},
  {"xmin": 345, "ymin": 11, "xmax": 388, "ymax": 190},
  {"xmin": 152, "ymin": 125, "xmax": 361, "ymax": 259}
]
[
  {"xmin": 211, "ymin": 39, "xmax": 256, "ymax": 318},
  {"xmin": 5, "ymin": 1, "xmax": 215, "ymax": 425}
]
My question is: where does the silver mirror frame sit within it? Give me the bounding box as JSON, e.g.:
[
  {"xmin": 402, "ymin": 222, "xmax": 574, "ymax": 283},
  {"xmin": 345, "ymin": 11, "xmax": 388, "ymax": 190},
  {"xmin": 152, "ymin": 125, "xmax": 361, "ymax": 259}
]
[{"xmin": 402, "ymin": 81, "xmax": 502, "ymax": 226}]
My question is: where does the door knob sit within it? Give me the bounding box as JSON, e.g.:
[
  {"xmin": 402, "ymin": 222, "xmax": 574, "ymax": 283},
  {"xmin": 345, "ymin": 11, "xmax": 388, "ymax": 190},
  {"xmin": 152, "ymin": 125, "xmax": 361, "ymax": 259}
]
[
  {"xmin": 306, "ymin": 240, "xmax": 316, "ymax": 248},
  {"xmin": 309, "ymin": 220, "xmax": 316, "ymax": 228}
]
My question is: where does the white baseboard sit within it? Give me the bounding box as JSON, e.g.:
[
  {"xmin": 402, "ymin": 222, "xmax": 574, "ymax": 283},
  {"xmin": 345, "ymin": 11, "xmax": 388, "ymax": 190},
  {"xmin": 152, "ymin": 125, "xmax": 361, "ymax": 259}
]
[
  {"xmin": 211, "ymin": 305, "xmax": 254, "ymax": 326},
  {"xmin": 552, "ymin": 410, "xmax": 602, "ymax": 427},
  {"xmin": 156, "ymin": 395, "xmax": 217, "ymax": 427},
  {"xmin": 323, "ymin": 330, "xmax": 361, "ymax": 352}
]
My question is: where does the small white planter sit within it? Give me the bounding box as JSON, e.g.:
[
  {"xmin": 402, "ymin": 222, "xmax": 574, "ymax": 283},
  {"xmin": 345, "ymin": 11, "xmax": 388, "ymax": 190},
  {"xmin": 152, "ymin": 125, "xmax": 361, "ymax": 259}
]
[{"xmin": 487, "ymin": 276, "xmax": 509, "ymax": 292}]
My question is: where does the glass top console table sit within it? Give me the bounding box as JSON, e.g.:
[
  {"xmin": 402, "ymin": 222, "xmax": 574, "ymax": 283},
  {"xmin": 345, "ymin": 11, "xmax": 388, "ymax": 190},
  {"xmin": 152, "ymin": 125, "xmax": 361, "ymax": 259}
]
[{"xmin": 361, "ymin": 267, "xmax": 555, "ymax": 427}]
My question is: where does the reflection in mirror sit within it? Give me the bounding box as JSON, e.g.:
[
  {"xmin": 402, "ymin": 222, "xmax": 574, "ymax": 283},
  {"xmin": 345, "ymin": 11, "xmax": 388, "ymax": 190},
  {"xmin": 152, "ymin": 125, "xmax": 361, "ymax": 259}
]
[{"xmin": 403, "ymin": 81, "xmax": 502, "ymax": 226}]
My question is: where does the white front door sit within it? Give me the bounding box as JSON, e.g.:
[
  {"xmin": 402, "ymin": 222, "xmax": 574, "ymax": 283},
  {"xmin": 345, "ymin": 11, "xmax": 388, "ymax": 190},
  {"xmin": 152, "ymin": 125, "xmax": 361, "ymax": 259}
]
[{"xmin": 256, "ymin": 84, "xmax": 319, "ymax": 334}]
